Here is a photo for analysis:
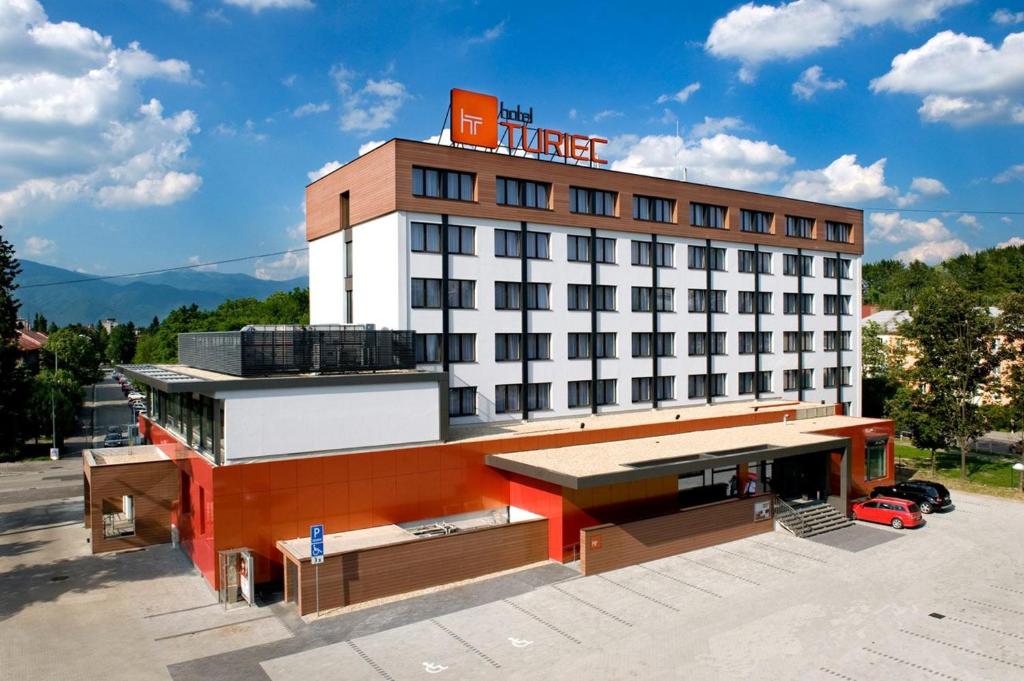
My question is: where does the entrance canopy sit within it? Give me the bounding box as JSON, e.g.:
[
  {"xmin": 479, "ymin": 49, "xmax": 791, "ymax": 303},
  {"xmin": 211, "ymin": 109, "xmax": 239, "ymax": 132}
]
[{"xmin": 486, "ymin": 415, "xmax": 860, "ymax": 490}]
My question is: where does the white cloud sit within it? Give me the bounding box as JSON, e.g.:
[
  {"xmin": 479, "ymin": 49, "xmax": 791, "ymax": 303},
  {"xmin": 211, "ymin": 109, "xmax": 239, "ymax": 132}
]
[
  {"xmin": 895, "ymin": 239, "xmax": 971, "ymax": 264},
  {"xmin": 292, "ymin": 101, "xmax": 330, "ymax": 117},
  {"xmin": 705, "ymin": 0, "xmax": 968, "ymax": 80},
  {"xmin": 24, "ymin": 236, "xmax": 55, "ymax": 256},
  {"xmin": 0, "ymin": 2, "xmax": 199, "ymax": 217},
  {"xmin": 286, "ymin": 221, "xmax": 305, "ymax": 241},
  {"xmin": 993, "ymin": 163, "xmax": 1024, "ymax": 183},
  {"xmin": 568, "ymin": 108, "xmax": 578, "ymax": 120},
  {"xmin": 782, "ymin": 154, "xmax": 897, "ymax": 204},
  {"xmin": 997, "ymin": 236, "xmax": 1024, "ymax": 248},
  {"xmin": 222, "ymin": 0, "xmax": 314, "ymax": 12},
  {"xmin": 358, "ymin": 139, "xmax": 385, "ymax": 156},
  {"xmin": 307, "ymin": 160, "xmax": 342, "ymax": 182},
  {"xmin": 162, "ymin": 0, "xmax": 192, "ymax": 12},
  {"xmin": 281, "ymin": 74, "xmax": 297, "ymax": 87},
  {"xmin": 331, "ymin": 64, "xmax": 410, "ymax": 133},
  {"xmin": 690, "ymin": 116, "xmax": 746, "ymax": 138},
  {"xmin": 1001, "ymin": 216, "xmax": 1013, "ymax": 224},
  {"xmin": 910, "ymin": 176, "xmax": 948, "ymax": 195},
  {"xmin": 792, "ymin": 65, "xmax": 845, "ymax": 100},
  {"xmin": 993, "ymin": 9, "xmax": 1024, "ymax": 25},
  {"xmin": 868, "ymin": 211, "xmax": 953, "ymax": 244},
  {"xmin": 467, "ymin": 19, "xmax": 507, "ymax": 45},
  {"xmin": 96, "ymin": 170, "xmax": 201, "ymax": 207},
  {"xmin": 254, "ymin": 249, "xmax": 308, "ymax": 280},
  {"xmin": 609, "ymin": 133, "xmax": 794, "ymax": 189},
  {"xmin": 957, "ymin": 213, "xmax": 982, "ymax": 231},
  {"xmin": 187, "ymin": 255, "xmax": 217, "ymax": 272},
  {"xmin": 593, "ymin": 109, "xmax": 623, "ymax": 122},
  {"xmin": 657, "ymin": 82, "xmax": 701, "ymax": 104},
  {"xmin": 871, "ymin": 31, "xmax": 1024, "ymax": 125}
]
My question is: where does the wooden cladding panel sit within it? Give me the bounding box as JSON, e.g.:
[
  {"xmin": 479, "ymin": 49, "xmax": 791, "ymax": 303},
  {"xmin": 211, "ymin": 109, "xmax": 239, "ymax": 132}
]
[
  {"xmin": 86, "ymin": 460, "xmax": 179, "ymax": 554},
  {"xmin": 292, "ymin": 519, "xmax": 547, "ymax": 615},
  {"xmin": 579, "ymin": 495, "xmax": 774, "ymax": 575},
  {"xmin": 307, "ymin": 139, "xmax": 863, "ymax": 254}
]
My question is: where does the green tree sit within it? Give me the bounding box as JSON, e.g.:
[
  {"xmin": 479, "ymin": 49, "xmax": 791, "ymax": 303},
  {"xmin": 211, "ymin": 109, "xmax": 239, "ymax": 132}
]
[
  {"xmin": 43, "ymin": 327, "xmax": 102, "ymax": 387},
  {"xmin": 31, "ymin": 312, "xmax": 48, "ymax": 332},
  {"xmin": 887, "ymin": 385, "xmax": 950, "ymax": 474},
  {"xmin": 106, "ymin": 322, "xmax": 137, "ymax": 364},
  {"xmin": 861, "ymin": 320, "xmax": 909, "ymax": 418},
  {"xmin": 901, "ymin": 282, "xmax": 1001, "ymax": 478},
  {"xmin": 1001, "ymin": 293, "xmax": 1024, "ymax": 442},
  {"xmin": 0, "ymin": 224, "xmax": 29, "ymax": 454},
  {"xmin": 26, "ymin": 368, "xmax": 80, "ymax": 447}
]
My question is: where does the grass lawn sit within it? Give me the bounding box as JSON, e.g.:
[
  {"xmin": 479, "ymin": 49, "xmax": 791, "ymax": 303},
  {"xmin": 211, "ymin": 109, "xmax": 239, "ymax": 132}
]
[{"xmin": 894, "ymin": 441, "xmax": 1024, "ymax": 496}]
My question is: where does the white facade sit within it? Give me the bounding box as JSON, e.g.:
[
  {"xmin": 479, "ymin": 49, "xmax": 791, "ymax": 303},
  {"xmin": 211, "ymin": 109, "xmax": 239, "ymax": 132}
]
[{"xmin": 311, "ymin": 210, "xmax": 862, "ymax": 423}]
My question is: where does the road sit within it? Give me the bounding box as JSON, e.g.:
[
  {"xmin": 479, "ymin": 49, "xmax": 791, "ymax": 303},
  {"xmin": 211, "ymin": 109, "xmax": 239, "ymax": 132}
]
[{"xmin": 59, "ymin": 373, "xmax": 136, "ymax": 458}]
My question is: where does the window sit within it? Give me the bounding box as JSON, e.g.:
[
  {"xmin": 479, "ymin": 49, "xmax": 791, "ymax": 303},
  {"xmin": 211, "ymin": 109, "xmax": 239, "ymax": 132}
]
[
  {"xmin": 632, "ymin": 287, "xmax": 674, "ymax": 312},
  {"xmin": 739, "ymin": 332, "xmax": 773, "ymax": 354},
  {"xmin": 783, "ymin": 331, "xmax": 814, "ymax": 353},
  {"xmin": 758, "ymin": 331, "xmax": 773, "ymax": 353},
  {"xmin": 824, "ymin": 330, "xmax": 852, "ymax": 351},
  {"xmin": 758, "ymin": 370, "xmax": 773, "ymax": 393},
  {"xmin": 691, "ymin": 202, "xmax": 726, "ymax": 228},
  {"xmin": 102, "ymin": 494, "xmax": 135, "ymax": 538},
  {"xmin": 739, "ymin": 291, "xmax": 771, "ymax": 315},
  {"xmin": 411, "ymin": 278, "xmax": 442, "ymax": 308},
  {"xmin": 447, "ymin": 279, "xmax": 475, "ymax": 309},
  {"xmin": 632, "ymin": 241, "xmax": 674, "ymax": 267},
  {"xmin": 568, "ymin": 332, "xmax": 616, "ymax": 359},
  {"xmin": 688, "ymin": 375, "xmax": 707, "ymax": 399},
  {"xmin": 739, "ymin": 372, "xmax": 755, "ymax": 395},
  {"xmin": 411, "ymin": 222, "xmax": 441, "ymax": 253},
  {"xmin": 495, "ymin": 334, "xmax": 520, "ymax": 362},
  {"xmin": 496, "ymin": 177, "xmax": 550, "ymax": 209},
  {"xmin": 740, "ymin": 209, "xmax": 772, "ymax": 233},
  {"xmin": 449, "ymin": 387, "xmax": 477, "ymax": 417},
  {"xmin": 738, "ymin": 251, "xmax": 755, "ymax": 273},
  {"xmin": 824, "ymin": 294, "xmax": 851, "ymax": 316},
  {"xmin": 824, "ymin": 367, "xmax": 853, "ymax": 387},
  {"xmin": 739, "ymin": 291, "xmax": 755, "ymax": 314},
  {"xmin": 446, "ymin": 224, "xmax": 475, "ymax": 255},
  {"xmin": 710, "ymin": 332, "xmax": 727, "ymax": 355},
  {"xmin": 783, "ymin": 254, "xmax": 814, "ymax": 276},
  {"xmin": 494, "ymin": 229, "xmax": 549, "ymax": 259},
  {"xmin": 784, "ymin": 369, "xmax": 814, "ymax": 391},
  {"xmin": 495, "ymin": 383, "xmax": 551, "ymax": 413},
  {"xmin": 826, "ymin": 221, "xmax": 852, "ymax": 243},
  {"xmin": 866, "ymin": 443, "xmax": 887, "ymax": 480},
  {"xmin": 688, "ymin": 332, "xmax": 707, "ymax": 356},
  {"xmin": 570, "ymin": 186, "xmax": 616, "ymax": 216},
  {"xmin": 525, "ymin": 333, "xmax": 551, "ymax": 360},
  {"xmin": 633, "ymin": 195, "xmax": 674, "ymax": 223},
  {"xmin": 739, "ymin": 332, "xmax": 755, "ymax": 355},
  {"xmin": 824, "ymin": 257, "xmax": 852, "ymax": 279},
  {"xmin": 412, "ymin": 166, "xmax": 474, "ymax": 201},
  {"xmin": 688, "ymin": 289, "xmax": 706, "ymax": 313},
  {"xmin": 687, "ymin": 245, "xmax": 725, "ymax": 271},
  {"xmin": 568, "ymin": 283, "xmax": 615, "ymax": 312},
  {"xmin": 594, "ymin": 285, "xmax": 616, "ymax": 311},
  {"xmin": 495, "ymin": 282, "xmax": 520, "ymax": 310},
  {"xmin": 632, "ymin": 332, "xmax": 674, "ymax": 357},
  {"xmin": 632, "ymin": 376, "xmax": 674, "ymax": 403},
  {"xmin": 709, "ymin": 290, "xmax": 726, "ymax": 313},
  {"xmin": 446, "ymin": 334, "xmax": 475, "ymax": 363},
  {"xmin": 784, "ymin": 292, "xmax": 814, "ymax": 315},
  {"xmin": 567, "ymin": 235, "xmax": 615, "ymax": 263},
  {"xmin": 415, "ymin": 334, "xmax": 442, "ymax": 363},
  {"xmin": 526, "ymin": 283, "xmax": 550, "ymax": 310},
  {"xmin": 710, "ymin": 373, "xmax": 726, "ymax": 396},
  {"xmin": 568, "ymin": 379, "xmax": 617, "ymax": 408},
  {"xmin": 785, "ymin": 215, "xmax": 814, "ymax": 238}
]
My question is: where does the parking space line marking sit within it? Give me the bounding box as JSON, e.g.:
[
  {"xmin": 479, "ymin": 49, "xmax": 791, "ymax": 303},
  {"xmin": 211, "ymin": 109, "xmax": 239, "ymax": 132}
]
[
  {"xmin": 712, "ymin": 547, "xmax": 798, "ymax": 573},
  {"xmin": 346, "ymin": 640, "xmax": 396, "ymax": 681},
  {"xmin": 899, "ymin": 629, "xmax": 1024, "ymax": 670},
  {"xmin": 989, "ymin": 583, "xmax": 1024, "ymax": 597},
  {"xmin": 549, "ymin": 584, "xmax": 633, "ymax": 627},
  {"xmin": 943, "ymin": 615, "xmax": 1024, "ymax": 641},
  {"xmin": 429, "ymin": 619, "xmax": 501, "ymax": 669},
  {"xmin": 501, "ymin": 599, "xmax": 583, "ymax": 644},
  {"xmin": 674, "ymin": 555, "xmax": 762, "ymax": 585},
  {"xmin": 749, "ymin": 540, "xmax": 830, "ymax": 564},
  {"xmin": 636, "ymin": 565, "xmax": 723, "ymax": 599},
  {"xmin": 152, "ymin": 615, "xmax": 275, "ymax": 641},
  {"xmin": 143, "ymin": 602, "xmax": 220, "ymax": 619},
  {"xmin": 862, "ymin": 648, "xmax": 962, "ymax": 680},
  {"xmin": 963, "ymin": 597, "xmax": 1024, "ymax": 616},
  {"xmin": 818, "ymin": 667, "xmax": 860, "ymax": 681},
  {"xmin": 596, "ymin": 575, "xmax": 680, "ymax": 612}
]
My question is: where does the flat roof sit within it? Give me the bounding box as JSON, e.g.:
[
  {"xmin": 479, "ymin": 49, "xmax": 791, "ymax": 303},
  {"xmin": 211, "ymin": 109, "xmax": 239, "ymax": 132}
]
[
  {"xmin": 278, "ymin": 524, "xmax": 414, "ymax": 560},
  {"xmin": 486, "ymin": 414, "xmax": 888, "ymax": 489},
  {"xmin": 86, "ymin": 445, "xmax": 170, "ymax": 466}
]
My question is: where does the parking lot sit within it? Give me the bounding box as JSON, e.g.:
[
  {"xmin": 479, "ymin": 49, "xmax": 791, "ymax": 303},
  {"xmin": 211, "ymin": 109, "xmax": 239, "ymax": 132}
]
[{"xmin": 2, "ymin": 445, "xmax": 1022, "ymax": 681}]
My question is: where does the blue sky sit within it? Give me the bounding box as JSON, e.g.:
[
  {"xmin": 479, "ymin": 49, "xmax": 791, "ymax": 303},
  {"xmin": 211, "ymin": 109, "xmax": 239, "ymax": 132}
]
[{"xmin": 1, "ymin": 0, "xmax": 1022, "ymax": 280}]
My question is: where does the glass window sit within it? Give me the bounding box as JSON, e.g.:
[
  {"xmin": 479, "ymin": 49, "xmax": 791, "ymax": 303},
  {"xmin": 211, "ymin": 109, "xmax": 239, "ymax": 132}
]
[
  {"xmin": 740, "ymin": 209, "xmax": 773, "ymax": 233},
  {"xmin": 525, "ymin": 333, "xmax": 551, "ymax": 360},
  {"xmin": 690, "ymin": 202, "xmax": 726, "ymax": 228},
  {"xmin": 415, "ymin": 334, "xmax": 442, "ymax": 362},
  {"xmin": 446, "ymin": 334, "xmax": 476, "ymax": 362},
  {"xmin": 567, "ymin": 235, "xmax": 589, "ymax": 262},
  {"xmin": 785, "ymin": 215, "xmax": 814, "ymax": 239},
  {"xmin": 526, "ymin": 231, "xmax": 550, "ymax": 259},
  {"xmin": 495, "ymin": 282, "xmax": 521, "ymax": 310},
  {"xmin": 526, "ymin": 283, "xmax": 550, "ymax": 310},
  {"xmin": 446, "ymin": 279, "xmax": 475, "ymax": 309},
  {"xmin": 783, "ymin": 254, "xmax": 814, "ymax": 276},
  {"xmin": 866, "ymin": 443, "xmax": 887, "ymax": 480},
  {"xmin": 688, "ymin": 375, "xmax": 706, "ymax": 399},
  {"xmin": 411, "ymin": 278, "xmax": 443, "ymax": 308},
  {"xmin": 567, "ymin": 284, "xmax": 590, "ymax": 311},
  {"xmin": 412, "ymin": 166, "xmax": 474, "ymax": 201},
  {"xmin": 449, "ymin": 387, "xmax": 477, "ymax": 417},
  {"xmin": 495, "ymin": 334, "xmax": 521, "ymax": 362},
  {"xmin": 495, "ymin": 229, "xmax": 549, "ymax": 258},
  {"xmin": 826, "ymin": 221, "xmax": 853, "ymax": 243},
  {"xmin": 446, "ymin": 224, "xmax": 475, "ymax": 255},
  {"xmin": 824, "ymin": 257, "xmax": 852, "ymax": 279},
  {"xmin": 570, "ymin": 186, "xmax": 617, "ymax": 216},
  {"xmin": 496, "ymin": 177, "xmax": 551, "ymax": 209},
  {"xmin": 568, "ymin": 379, "xmax": 617, "ymax": 408},
  {"xmin": 411, "ymin": 222, "xmax": 441, "ymax": 253},
  {"xmin": 633, "ymin": 195, "xmax": 674, "ymax": 223}
]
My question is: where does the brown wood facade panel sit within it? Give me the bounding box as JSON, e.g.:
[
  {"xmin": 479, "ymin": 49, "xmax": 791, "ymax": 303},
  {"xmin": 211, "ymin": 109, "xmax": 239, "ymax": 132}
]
[
  {"xmin": 579, "ymin": 494, "xmax": 774, "ymax": 575},
  {"xmin": 305, "ymin": 142, "xmax": 397, "ymax": 241},
  {"xmin": 290, "ymin": 518, "xmax": 547, "ymax": 615},
  {"xmin": 85, "ymin": 460, "xmax": 179, "ymax": 554},
  {"xmin": 307, "ymin": 139, "xmax": 863, "ymax": 255}
]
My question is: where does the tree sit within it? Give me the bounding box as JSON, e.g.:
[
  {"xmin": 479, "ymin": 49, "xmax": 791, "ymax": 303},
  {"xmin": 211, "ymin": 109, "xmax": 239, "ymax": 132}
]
[
  {"xmin": 861, "ymin": 321, "xmax": 909, "ymax": 418},
  {"xmin": 42, "ymin": 327, "xmax": 102, "ymax": 387},
  {"xmin": 901, "ymin": 282, "xmax": 1001, "ymax": 478},
  {"xmin": 26, "ymin": 368, "xmax": 81, "ymax": 447},
  {"xmin": 887, "ymin": 385, "xmax": 950, "ymax": 474},
  {"xmin": 0, "ymin": 224, "xmax": 29, "ymax": 454},
  {"xmin": 1001, "ymin": 293, "xmax": 1024, "ymax": 443},
  {"xmin": 32, "ymin": 312, "xmax": 48, "ymax": 332},
  {"xmin": 106, "ymin": 321, "xmax": 137, "ymax": 364}
]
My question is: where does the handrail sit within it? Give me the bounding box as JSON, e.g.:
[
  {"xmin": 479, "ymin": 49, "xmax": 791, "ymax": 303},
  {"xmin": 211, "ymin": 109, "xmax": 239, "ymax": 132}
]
[{"xmin": 773, "ymin": 496, "xmax": 806, "ymax": 536}]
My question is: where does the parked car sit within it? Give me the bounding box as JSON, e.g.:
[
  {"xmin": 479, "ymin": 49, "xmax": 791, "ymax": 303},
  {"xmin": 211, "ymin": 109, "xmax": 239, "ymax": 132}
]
[
  {"xmin": 103, "ymin": 432, "xmax": 128, "ymax": 447},
  {"xmin": 852, "ymin": 496, "xmax": 924, "ymax": 529},
  {"xmin": 127, "ymin": 392, "xmax": 144, "ymax": 401},
  {"xmin": 870, "ymin": 480, "xmax": 952, "ymax": 514}
]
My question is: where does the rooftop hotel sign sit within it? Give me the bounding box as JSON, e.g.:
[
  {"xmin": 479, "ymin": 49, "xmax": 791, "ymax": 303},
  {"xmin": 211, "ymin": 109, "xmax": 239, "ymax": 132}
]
[{"xmin": 450, "ymin": 88, "xmax": 608, "ymax": 165}]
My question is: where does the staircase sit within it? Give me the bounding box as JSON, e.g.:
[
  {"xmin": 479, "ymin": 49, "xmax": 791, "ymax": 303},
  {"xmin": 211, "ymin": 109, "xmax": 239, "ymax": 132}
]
[{"xmin": 774, "ymin": 498, "xmax": 853, "ymax": 538}]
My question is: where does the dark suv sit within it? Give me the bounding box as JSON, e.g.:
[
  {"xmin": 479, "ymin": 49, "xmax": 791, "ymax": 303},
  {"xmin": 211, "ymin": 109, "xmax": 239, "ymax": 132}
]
[{"xmin": 870, "ymin": 480, "xmax": 952, "ymax": 514}]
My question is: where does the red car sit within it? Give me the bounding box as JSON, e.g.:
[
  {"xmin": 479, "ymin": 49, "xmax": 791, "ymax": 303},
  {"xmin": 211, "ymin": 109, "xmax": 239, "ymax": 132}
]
[{"xmin": 852, "ymin": 496, "xmax": 924, "ymax": 529}]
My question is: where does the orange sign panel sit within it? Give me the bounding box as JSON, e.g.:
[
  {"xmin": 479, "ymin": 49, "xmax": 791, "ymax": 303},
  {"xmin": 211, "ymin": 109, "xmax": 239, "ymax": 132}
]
[{"xmin": 451, "ymin": 88, "xmax": 499, "ymax": 148}]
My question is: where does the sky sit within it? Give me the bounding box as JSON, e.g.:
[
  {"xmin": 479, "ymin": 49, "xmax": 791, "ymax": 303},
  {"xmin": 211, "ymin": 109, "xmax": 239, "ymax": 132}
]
[{"xmin": 0, "ymin": 0, "xmax": 1022, "ymax": 281}]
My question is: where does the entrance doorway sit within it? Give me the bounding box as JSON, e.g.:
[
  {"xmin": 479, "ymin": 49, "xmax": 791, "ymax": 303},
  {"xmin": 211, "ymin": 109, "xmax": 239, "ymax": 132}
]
[{"xmin": 771, "ymin": 451, "xmax": 830, "ymax": 502}]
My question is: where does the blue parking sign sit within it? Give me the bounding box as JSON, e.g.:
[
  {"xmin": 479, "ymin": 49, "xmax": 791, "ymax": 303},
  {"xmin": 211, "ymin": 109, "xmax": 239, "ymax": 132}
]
[
  {"xmin": 311, "ymin": 542, "xmax": 324, "ymax": 557},
  {"xmin": 310, "ymin": 524, "xmax": 324, "ymax": 542}
]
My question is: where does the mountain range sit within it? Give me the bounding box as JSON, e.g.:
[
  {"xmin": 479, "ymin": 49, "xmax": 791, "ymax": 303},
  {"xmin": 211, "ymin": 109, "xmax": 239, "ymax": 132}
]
[{"xmin": 14, "ymin": 260, "xmax": 308, "ymax": 326}]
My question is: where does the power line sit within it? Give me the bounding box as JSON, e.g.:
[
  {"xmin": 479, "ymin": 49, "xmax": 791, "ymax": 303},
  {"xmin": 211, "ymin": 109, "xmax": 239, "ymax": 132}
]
[
  {"xmin": 18, "ymin": 247, "xmax": 309, "ymax": 289},
  {"xmin": 861, "ymin": 207, "xmax": 1024, "ymax": 215}
]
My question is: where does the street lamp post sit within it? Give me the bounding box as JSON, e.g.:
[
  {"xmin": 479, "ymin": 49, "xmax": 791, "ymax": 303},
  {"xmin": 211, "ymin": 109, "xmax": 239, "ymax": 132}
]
[
  {"xmin": 50, "ymin": 351, "xmax": 59, "ymax": 461},
  {"xmin": 1013, "ymin": 463, "xmax": 1024, "ymax": 494}
]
